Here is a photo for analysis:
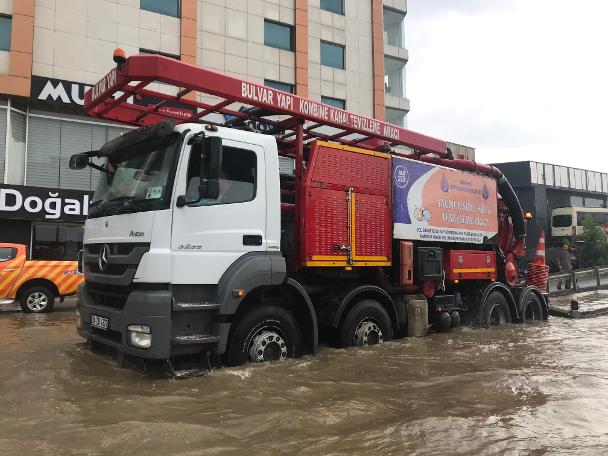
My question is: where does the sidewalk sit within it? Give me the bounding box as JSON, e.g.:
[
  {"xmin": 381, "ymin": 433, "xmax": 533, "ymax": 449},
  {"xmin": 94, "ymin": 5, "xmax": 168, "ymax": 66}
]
[{"xmin": 549, "ymin": 290, "xmax": 608, "ymax": 319}]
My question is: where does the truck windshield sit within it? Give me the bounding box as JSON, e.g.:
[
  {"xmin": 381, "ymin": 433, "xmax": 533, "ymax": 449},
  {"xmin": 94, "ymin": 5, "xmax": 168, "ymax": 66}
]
[{"xmin": 89, "ymin": 133, "xmax": 180, "ymax": 218}]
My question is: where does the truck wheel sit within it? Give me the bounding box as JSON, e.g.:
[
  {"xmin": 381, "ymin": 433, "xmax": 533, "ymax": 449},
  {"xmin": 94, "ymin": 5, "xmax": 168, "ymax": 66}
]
[
  {"xmin": 224, "ymin": 305, "xmax": 303, "ymax": 366},
  {"xmin": 520, "ymin": 294, "xmax": 543, "ymax": 323},
  {"xmin": 480, "ymin": 292, "xmax": 511, "ymax": 327},
  {"xmin": 339, "ymin": 299, "xmax": 392, "ymax": 348},
  {"xmin": 20, "ymin": 286, "xmax": 55, "ymax": 313}
]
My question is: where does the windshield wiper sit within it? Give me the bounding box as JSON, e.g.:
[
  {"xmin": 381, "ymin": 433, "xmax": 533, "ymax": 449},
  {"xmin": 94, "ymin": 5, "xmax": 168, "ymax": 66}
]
[
  {"xmin": 89, "ymin": 196, "xmax": 139, "ymax": 217},
  {"xmin": 107, "ymin": 196, "xmax": 140, "ymax": 212}
]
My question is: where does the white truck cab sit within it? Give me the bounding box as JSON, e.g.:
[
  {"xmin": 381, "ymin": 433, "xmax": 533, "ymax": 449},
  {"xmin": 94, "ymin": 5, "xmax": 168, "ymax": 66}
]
[{"xmin": 75, "ymin": 121, "xmax": 300, "ymax": 363}]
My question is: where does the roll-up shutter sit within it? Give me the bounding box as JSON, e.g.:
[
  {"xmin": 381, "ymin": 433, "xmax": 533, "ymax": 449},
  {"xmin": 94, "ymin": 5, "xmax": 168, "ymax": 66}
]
[
  {"xmin": 59, "ymin": 121, "xmax": 93, "ymax": 191},
  {"xmin": 7, "ymin": 110, "xmax": 26, "ymax": 185},
  {"xmin": 26, "ymin": 117, "xmax": 61, "ymax": 187},
  {"xmin": 0, "ymin": 109, "xmax": 6, "ymax": 183}
]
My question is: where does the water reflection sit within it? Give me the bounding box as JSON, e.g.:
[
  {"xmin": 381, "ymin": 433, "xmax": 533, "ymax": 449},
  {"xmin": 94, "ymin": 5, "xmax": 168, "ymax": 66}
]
[{"xmin": 1, "ymin": 307, "xmax": 608, "ymax": 455}]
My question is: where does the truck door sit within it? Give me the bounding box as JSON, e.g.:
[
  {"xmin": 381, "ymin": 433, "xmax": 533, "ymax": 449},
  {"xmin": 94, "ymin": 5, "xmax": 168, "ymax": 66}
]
[
  {"xmin": 0, "ymin": 245, "xmax": 26, "ymax": 299},
  {"xmin": 171, "ymin": 136, "xmax": 266, "ymax": 284}
]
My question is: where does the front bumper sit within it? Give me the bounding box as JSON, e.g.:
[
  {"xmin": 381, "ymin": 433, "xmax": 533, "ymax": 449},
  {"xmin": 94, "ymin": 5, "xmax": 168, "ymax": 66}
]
[{"xmin": 77, "ymin": 283, "xmax": 172, "ymax": 359}]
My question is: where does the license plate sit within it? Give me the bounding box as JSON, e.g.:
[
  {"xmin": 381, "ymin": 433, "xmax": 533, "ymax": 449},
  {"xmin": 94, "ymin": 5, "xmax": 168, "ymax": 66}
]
[{"xmin": 90, "ymin": 314, "xmax": 109, "ymax": 330}]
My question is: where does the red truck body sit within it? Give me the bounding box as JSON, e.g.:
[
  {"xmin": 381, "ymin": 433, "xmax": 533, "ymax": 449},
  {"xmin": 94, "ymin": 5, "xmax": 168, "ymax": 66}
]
[{"xmin": 73, "ymin": 53, "xmax": 548, "ymax": 369}]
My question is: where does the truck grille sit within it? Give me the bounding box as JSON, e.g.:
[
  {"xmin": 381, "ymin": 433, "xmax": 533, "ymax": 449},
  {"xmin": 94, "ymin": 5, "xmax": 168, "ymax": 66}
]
[
  {"xmin": 83, "ymin": 242, "xmax": 150, "ymax": 287},
  {"xmin": 86, "ymin": 283, "xmax": 132, "ymax": 309}
]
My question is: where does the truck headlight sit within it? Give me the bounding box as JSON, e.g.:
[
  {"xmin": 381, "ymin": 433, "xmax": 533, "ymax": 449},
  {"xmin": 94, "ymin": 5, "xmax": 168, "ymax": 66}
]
[{"xmin": 127, "ymin": 324, "xmax": 152, "ymax": 349}]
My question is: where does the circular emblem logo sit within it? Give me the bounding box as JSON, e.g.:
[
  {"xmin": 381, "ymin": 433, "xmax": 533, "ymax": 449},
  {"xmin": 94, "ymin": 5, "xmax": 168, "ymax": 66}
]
[
  {"xmin": 98, "ymin": 244, "xmax": 110, "ymax": 272},
  {"xmin": 105, "ymin": 220, "xmax": 109, "ymax": 228},
  {"xmin": 394, "ymin": 165, "xmax": 409, "ymax": 189},
  {"xmin": 482, "ymin": 183, "xmax": 489, "ymax": 200}
]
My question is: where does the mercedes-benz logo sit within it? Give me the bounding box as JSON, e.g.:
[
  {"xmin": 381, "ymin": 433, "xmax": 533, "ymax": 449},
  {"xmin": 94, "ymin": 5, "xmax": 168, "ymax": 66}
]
[{"xmin": 98, "ymin": 244, "xmax": 110, "ymax": 272}]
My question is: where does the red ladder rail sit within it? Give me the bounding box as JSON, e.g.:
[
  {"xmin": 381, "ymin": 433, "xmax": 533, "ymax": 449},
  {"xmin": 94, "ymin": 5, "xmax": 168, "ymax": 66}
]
[{"xmin": 83, "ymin": 54, "xmax": 447, "ymax": 157}]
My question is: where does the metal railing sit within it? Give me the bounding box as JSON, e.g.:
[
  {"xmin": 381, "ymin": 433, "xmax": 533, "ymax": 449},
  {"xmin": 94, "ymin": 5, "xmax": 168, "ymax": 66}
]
[{"xmin": 548, "ymin": 267, "xmax": 608, "ymax": 295}]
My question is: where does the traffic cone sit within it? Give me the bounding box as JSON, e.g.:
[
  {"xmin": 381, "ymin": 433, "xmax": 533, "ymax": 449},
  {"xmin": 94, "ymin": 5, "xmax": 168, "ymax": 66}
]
[
  {"xmin": 532, "ymin": 231, "xmax": 546, "ymax": 265},
  {"xmin": 526, "ymin": 231, "xmax": 549, "ymax": 291}
]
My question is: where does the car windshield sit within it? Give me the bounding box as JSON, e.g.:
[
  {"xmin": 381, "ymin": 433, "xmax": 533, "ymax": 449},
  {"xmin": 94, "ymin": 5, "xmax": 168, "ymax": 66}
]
[{"xmin": 89, "ymin": 133, "xmax": 180, "ymax": 218}]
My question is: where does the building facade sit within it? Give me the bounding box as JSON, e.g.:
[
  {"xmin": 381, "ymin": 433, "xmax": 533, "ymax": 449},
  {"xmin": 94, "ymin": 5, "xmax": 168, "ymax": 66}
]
[{"xmin": 0, "ymin": 0, "xmax": 411, "ymax": 259}]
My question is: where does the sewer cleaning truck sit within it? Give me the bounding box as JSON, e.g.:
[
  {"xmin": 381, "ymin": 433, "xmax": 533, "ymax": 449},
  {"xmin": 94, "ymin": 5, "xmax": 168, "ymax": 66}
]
[{"xmin": 71, "ymin": 51, "xmax": 548, "ymax": 372}]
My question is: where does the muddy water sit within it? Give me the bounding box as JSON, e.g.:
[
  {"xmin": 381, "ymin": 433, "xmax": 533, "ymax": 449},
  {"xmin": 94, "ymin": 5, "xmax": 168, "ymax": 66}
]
[{"xmin": 2, "ymin": 299, "xmax": 608, "ymax": 455}]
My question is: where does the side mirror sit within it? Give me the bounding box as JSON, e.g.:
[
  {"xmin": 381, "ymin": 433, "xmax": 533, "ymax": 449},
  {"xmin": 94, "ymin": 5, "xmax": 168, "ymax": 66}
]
[
  {"xmin": 199, "ymin": 136, "xmax": 222, "ymax": 199},
  {"xmin": 69, "ymin": 153, "xmax": 89, "ymax": 170},
  {"xmin": 202, "ymin": 136, "xmax": 222, "ymax": 179}
]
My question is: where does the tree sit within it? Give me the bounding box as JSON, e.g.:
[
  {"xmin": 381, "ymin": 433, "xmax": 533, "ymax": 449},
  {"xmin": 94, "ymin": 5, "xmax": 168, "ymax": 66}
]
[{"xmin": 575, "ymin": 214, "xmax": 608, "ymax": 267}]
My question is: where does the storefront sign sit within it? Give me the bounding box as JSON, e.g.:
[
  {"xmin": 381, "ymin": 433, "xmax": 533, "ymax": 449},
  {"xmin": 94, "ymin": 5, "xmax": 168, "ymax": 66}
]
[
  {"xmin": 0, "ymin": 185, "xmax": 92, "ymax": 221},
  {"xmin": 31, "ymin": 76, "xmax": 129, "ymax": 107}
]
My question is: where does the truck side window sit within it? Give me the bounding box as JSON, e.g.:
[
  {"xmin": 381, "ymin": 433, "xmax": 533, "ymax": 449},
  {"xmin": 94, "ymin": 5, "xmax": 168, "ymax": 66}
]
[
  {"xmin": 0, "ymin": 247, "xmax": 16, "ymax": 262},
  {"xmin": 186, "ymin": 144, "xmax": 257, "ymax": 206}
]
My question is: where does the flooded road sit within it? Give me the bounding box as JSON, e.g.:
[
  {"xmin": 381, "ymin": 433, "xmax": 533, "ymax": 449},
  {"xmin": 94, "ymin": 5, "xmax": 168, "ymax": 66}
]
[{"xmin": 2, "ymin": 297, "xmax": 608, "ymax": 455}]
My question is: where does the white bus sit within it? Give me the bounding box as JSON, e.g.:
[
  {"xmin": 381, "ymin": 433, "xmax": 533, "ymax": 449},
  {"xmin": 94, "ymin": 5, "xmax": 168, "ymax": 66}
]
[{"xmin": 551, "ymin": 206, "xmax": 608, "ymax": 239}]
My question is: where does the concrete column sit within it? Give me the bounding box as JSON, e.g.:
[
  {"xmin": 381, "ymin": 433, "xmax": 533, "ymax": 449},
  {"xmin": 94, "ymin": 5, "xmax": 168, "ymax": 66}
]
[
  {"xmin": 180, "ymin": 0, "xmax": 197, "ymax": 101},
  {"xmin": 371, "ymin": 0, "xmax": 384, "ymax": 120},
  {"xmin": 295, "ymin": 0, "xmax": 308, "ymax": 97}
]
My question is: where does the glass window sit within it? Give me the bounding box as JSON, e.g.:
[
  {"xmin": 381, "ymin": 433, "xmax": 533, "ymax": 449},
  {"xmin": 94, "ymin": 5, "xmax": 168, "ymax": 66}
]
[
  {"xmin": 569, "ymin": 168, "xmax": 576, "ymax": 189},
  {"xmin": 186, "ymin": 144, "xmax": 257, "ymax": 206},
  {"xmin": 530, "ymin": 162, "xmax": 538, "ymax": 184},
  {"xmin": 320, "ymin": 0, "xmax": 344, "ymax": 15},
  {"xmin": 384, "ymin": 56, "xmax": 406, "ymax": 98},
  {"xmin": 587, "ymin": 171, "xmax": 595, "ymax": 193},
  {"xmin": 536, "ymin": 163, "xmax": 545, "ymax": 185},
  {"xmin": 554, "ymin": 166, "xmax": 562, "ymax": 187},
  {"xmin": 320, "ymin": 41, "xmax": 345, "ymax": 69},
  {"xmin": 383, "ymin": 8, "xmax": 405, "ymax": 48},
  {"xmin": 264, "ymin": 80, "xmax": 294, "ymax": 93},
  {"xmin": 584, "ymin": 197, "xmax": 604, "ymax": 208},
  {"xmin": 0, "ymin": 16, "xmax": 10, "ymax": 52},
  {"xmin": 264, "ymin": 20, "xmax": 294, "ymax": 51},
  {"xmin": 90, "ymin": 133, "xmax": 181, "ymax": 218},
  {"xmin": 544, "ymin": 164, "xmax": 554, "ymax": 186},
  {"xmin": 321, "ymin": 96, "xmax": 346, "ymax": 109},
  {"xmin": 385, "ymin": 107, "xmax": 407, "ymax": 128},
  {"xmin": 0, "ymin": 247, "xmax": 16, "ymax": 262},
  {"xmin": 552, "ymin": 215, "xmax": 572, "ymax": 228},
  {"xmin": 570, "ymin": 195, "xmax": 584, "ymax": 206},
  {"xmin": 140, "ymin": 0, "xmax": 179, "ymax": 17},
  {"xmin": 560, "ymin": 167, "xmax": 569, "ymax": 187},
  {"xmin": 32, "ymin": 223, "xmax": 83, "ymax": 261},
  {"xmin": 576, "ymin": 169, "xmax": 585, "ymax": 190},
  {"xmin": 577, "ymin": 212, "xmax": 608, "ymax": 226}
]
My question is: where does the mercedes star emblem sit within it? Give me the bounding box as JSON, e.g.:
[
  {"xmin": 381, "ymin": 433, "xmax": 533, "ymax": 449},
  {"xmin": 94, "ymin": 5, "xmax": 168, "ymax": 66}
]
[{"xmin": 98, "ymin": 244, "xmax": 110, "ymax": 272}]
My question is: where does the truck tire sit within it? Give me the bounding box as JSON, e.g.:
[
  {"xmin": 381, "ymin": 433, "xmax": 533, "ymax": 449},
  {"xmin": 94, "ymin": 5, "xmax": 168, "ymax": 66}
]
[
  {"xmin": 520, "ymin": 294, "xmax": 543, "ymax": 323},
  {"xmin": 224, "ymin": 305, "xmax": 303, "ymax": 367},
  {"xmin": 480, "ymin": 291, "xmax": 511, "ymax": 327},
  {"xmin": 20, "ymin": 286, "xmax": 55, "ymax": 313},
  {"xmin": 338, "ymin": 299, "xmax": 392, "ymax": 348}
]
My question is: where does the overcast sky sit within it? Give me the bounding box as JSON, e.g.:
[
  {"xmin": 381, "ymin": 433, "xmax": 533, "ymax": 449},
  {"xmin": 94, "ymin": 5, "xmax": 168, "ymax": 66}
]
[{"xmin": 406, "ymin": 0, "xmax": 608, "ymax": 171}]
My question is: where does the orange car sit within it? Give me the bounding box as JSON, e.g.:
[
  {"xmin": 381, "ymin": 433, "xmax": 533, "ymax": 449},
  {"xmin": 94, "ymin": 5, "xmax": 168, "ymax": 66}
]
[{"xmin": 0, "ymin": 243, "xmax": 83, "ymax": 313}]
